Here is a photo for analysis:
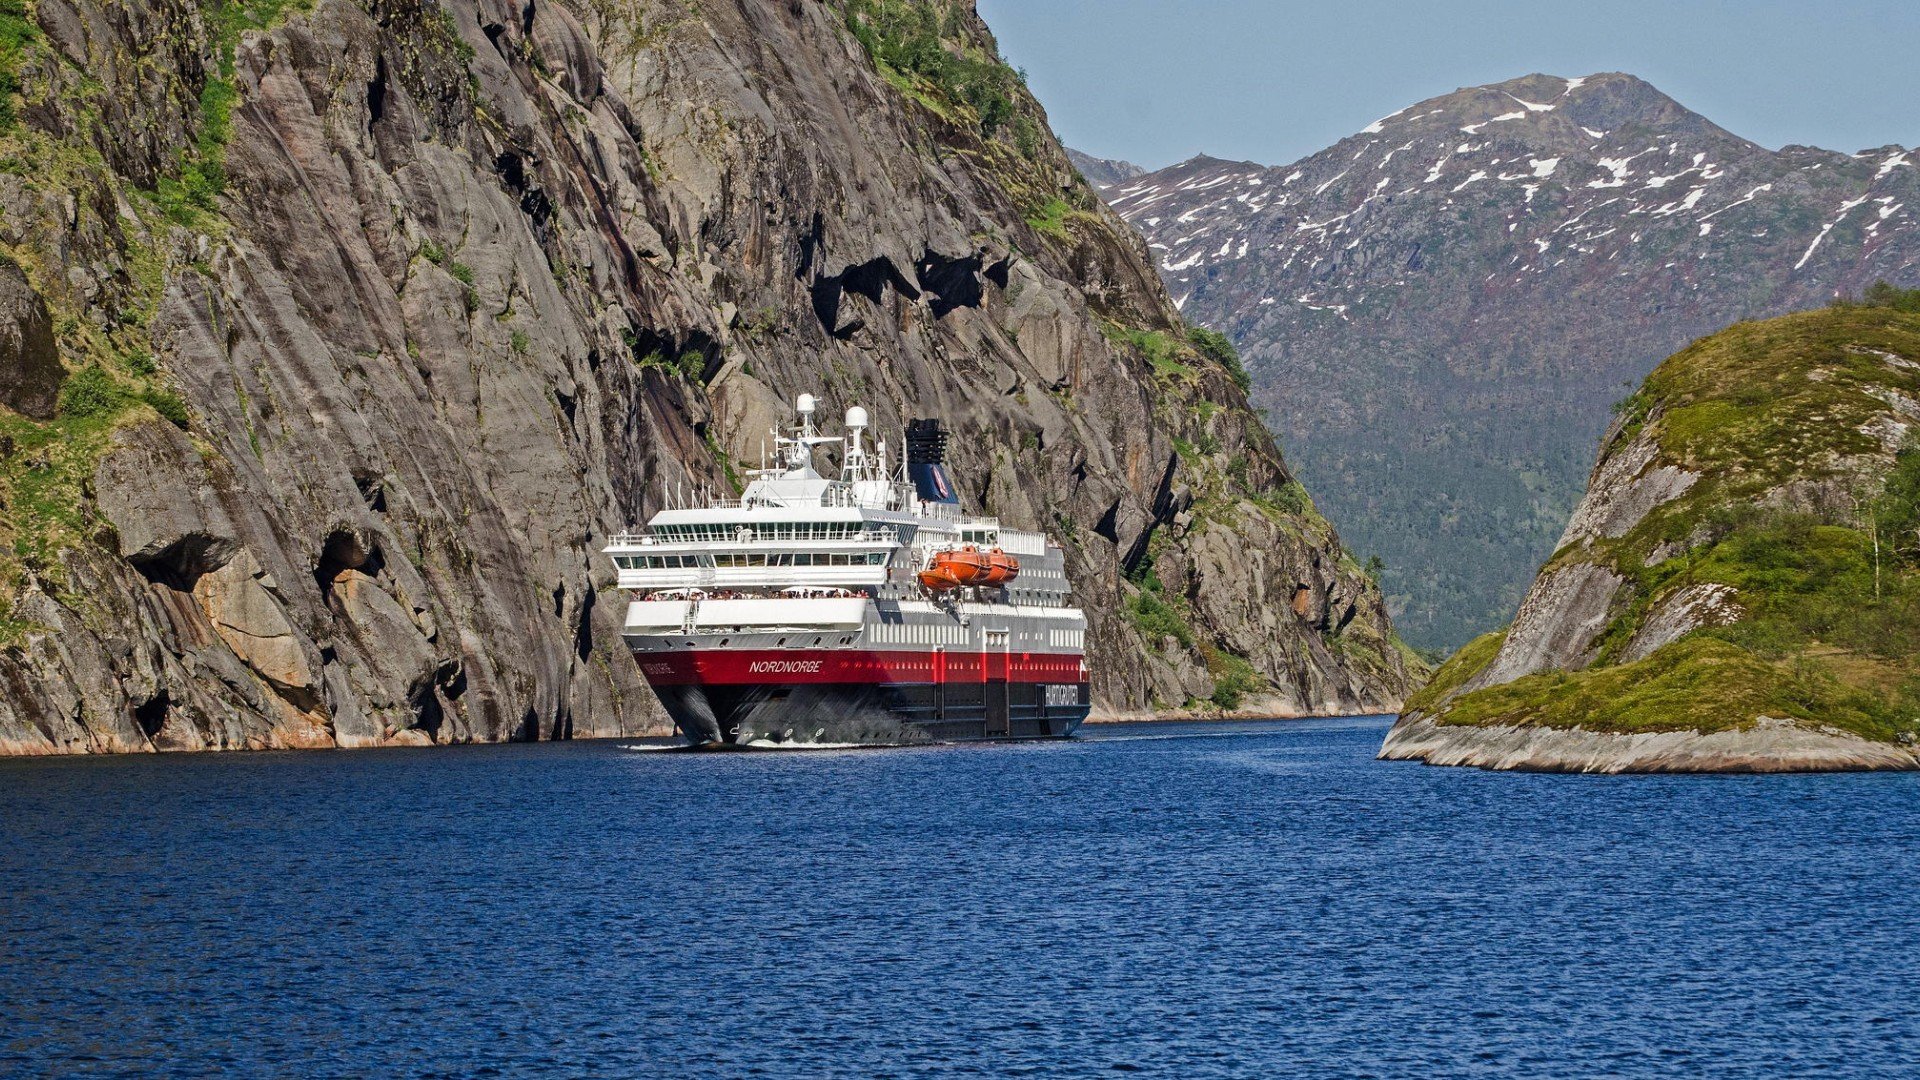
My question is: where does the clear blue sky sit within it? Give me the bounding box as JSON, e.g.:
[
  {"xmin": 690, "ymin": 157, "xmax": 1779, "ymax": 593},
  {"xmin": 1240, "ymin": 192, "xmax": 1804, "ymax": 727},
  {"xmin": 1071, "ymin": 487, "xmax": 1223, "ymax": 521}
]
[{"xmin": 977, "ymin": 0, "xmax": 1920, "ymax": 170}]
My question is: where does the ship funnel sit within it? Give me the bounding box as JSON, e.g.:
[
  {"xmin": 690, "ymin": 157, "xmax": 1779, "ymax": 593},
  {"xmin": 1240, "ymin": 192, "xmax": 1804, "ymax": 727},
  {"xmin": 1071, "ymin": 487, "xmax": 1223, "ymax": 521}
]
[{"xmin": 906, "ymin": 418, "xmax": 958, "ymax": 504}]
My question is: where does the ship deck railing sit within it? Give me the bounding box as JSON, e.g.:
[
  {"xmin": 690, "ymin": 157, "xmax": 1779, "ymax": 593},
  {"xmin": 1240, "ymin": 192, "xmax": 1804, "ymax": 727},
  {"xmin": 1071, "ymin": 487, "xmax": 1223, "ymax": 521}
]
[{"xmin": 608, "ymin": 527, "xmax": 906, "ymax": 547}]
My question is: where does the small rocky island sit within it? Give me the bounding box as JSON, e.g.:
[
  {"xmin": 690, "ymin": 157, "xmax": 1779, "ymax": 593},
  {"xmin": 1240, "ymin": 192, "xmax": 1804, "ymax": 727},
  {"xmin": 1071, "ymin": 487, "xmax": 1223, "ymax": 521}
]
[{"xmin": 1383, "ymin": 297, "xmax": 1920, "ymax": 772}]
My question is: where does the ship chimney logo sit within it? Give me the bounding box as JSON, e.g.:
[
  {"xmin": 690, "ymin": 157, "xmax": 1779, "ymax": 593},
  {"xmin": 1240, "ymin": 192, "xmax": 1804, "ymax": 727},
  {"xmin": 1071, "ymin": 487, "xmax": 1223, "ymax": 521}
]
[{"xmin": 906, "ymin": 418, "xmax": 960, "ymax": 505}]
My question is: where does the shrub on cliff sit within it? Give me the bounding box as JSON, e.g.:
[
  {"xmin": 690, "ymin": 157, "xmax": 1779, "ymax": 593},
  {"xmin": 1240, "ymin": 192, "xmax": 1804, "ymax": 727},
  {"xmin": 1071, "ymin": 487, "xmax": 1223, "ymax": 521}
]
[{"xmin": 844, "ymin": 0, "xmax": 1022, "ymax": 137}]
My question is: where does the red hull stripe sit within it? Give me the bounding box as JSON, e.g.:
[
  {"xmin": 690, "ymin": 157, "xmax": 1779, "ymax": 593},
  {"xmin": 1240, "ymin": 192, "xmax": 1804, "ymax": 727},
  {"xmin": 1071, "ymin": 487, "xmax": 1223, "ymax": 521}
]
[{"xmin": 632, "ymin": 648, "xmax": 1088, "ymax": 687}]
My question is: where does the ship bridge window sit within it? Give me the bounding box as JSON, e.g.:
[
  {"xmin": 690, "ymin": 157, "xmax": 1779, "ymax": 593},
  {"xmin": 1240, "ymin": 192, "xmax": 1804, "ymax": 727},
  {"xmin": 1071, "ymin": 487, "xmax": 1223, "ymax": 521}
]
[{"xmin": 645, "ymin": 554, "xmax": 709, "ymax": 569}]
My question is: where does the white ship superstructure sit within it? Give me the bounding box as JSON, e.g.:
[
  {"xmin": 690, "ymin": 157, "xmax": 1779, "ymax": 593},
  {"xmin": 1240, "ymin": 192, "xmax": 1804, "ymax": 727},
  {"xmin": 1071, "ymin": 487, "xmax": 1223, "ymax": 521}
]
[{"xmin": 606, "ymin": 396, "xmax": 1090, "ymax": 746}]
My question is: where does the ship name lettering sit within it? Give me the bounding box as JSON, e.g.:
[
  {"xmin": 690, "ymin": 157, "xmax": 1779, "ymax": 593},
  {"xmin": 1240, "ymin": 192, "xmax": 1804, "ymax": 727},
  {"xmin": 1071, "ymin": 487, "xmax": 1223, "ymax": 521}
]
[{"xmin": 748, "ymin": 659, "xmax": 825, "ymax": 674}]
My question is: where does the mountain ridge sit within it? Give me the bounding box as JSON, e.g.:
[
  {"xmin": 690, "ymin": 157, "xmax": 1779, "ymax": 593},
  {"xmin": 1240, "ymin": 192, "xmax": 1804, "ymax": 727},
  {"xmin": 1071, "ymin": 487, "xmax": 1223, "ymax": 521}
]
[{"xmin": 1065, "ymin": 148, "xmax": 1148, "ymax": 190}]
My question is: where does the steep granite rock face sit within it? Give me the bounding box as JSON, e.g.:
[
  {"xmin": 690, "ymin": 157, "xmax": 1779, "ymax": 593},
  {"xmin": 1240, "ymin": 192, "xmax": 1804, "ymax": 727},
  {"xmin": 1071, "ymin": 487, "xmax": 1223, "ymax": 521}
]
[
  {"xmin": 0, "ymin": 0, "xmax": 1413, "ymax": 753},
  {"xmin": 1381, "ymin": 304, "xmax": 1920, "ymax": 772},
  {"xmin": 1101, "ymin": 73, "xmax": 1920, "ymax": 651},
  {"xmin": 0, "ymin": 256, "xmax": 59, "ymax": 419}
]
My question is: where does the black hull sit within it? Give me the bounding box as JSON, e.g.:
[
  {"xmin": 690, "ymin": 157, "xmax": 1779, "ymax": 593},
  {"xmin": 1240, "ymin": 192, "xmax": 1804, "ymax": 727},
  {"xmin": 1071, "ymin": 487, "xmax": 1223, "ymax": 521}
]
[{"xmin": 651, "ymin": 680, "xmax": 1090, "ymax": 747}]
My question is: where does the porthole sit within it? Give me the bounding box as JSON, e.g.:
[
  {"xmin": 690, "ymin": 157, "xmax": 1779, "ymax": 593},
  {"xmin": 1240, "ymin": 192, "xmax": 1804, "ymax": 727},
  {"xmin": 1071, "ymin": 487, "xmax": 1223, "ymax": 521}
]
[{"xmin": 719, "ymin": 638, "xmax": 730, "ymax": 647}]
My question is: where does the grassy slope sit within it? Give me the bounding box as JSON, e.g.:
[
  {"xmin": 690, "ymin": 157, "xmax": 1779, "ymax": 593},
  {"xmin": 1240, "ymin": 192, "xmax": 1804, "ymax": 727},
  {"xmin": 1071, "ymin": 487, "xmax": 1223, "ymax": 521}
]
[{"xmin": 1410, "ymin": 305, "xmax": 1920, "ymax": 743}]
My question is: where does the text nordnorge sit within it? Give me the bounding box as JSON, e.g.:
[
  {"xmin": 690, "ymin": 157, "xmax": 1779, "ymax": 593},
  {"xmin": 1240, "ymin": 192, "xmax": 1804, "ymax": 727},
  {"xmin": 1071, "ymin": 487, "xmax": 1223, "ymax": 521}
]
[{"xmin": 748, "ymin": 659, "xmax": 827, "ymax": 674}]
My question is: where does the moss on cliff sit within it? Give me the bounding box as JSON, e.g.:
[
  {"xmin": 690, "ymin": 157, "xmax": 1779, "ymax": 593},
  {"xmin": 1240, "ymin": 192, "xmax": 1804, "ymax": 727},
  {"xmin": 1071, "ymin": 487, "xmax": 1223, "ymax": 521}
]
[
  {"xmin": 0, "ymin": 393, "xmax": 179, "ymax": 640},
  {"xmin": 1415, "ymin": 305, "xmax": 1920, "ymax": 743},
  {"xmin": 843, "ymin": 0, "xmax": 1029, "ymax": 141},
  {"xmin": 0, "ymin": 0, "xmax": 37, "ymax": 132},
  {"xmin": 156, "ymin": 0, "xmax": 316, "ymax": 224}
]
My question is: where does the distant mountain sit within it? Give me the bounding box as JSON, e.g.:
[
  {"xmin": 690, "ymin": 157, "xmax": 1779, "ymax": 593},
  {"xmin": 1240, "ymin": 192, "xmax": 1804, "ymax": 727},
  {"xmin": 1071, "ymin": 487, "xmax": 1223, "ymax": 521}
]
[
  {"xmin": 1067, "ymin": 148, "xmax": 1148, "ymax": 190},
  {"xmin": 1102, "ymin": 72, "xmax": 1920, "ymax": 651}
]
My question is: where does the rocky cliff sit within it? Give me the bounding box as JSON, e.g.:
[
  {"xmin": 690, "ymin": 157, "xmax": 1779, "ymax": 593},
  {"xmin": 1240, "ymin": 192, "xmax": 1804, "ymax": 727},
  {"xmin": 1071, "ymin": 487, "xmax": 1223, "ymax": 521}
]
[
  {"xmin": 1381, "ymin": 300, "xmax": 1920, "ymax": 772},
  {"xmin": 0, "ymin": 0, "xmax": 1414, "ymax": 754},
  {"xmin": 1097, "ymin": 73, "xmax": 1920, "ymax": 652},
  {"xmin": 1065, "ymin": 148, "xmax": 1144, "ymax": 191}
]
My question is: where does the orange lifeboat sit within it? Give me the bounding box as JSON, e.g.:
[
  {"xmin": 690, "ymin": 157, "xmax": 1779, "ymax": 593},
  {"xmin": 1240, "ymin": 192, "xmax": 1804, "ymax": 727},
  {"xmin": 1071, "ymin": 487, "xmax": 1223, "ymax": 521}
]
[
  {"xmin": 924, "ymin": 544, "xmax": 1021, "ymax": 589},
  {"xmin": 917, "ymin": 566, "xmax": 964, "ymax": 592},
  {"xmin": 982, "ymin": 548, "xmax": 1020, "ymax": 585},
  {"xmin": 929, "ymin": 545, "xmax": 993, "ymax": 586}
]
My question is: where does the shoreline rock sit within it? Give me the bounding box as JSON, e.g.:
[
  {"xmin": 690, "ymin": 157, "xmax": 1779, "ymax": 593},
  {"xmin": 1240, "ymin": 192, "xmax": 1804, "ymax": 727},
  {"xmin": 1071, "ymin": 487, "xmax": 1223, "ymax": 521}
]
[{"xmin": 1379, "ymin": 715, "xmax": 1920, "ymax": 774}]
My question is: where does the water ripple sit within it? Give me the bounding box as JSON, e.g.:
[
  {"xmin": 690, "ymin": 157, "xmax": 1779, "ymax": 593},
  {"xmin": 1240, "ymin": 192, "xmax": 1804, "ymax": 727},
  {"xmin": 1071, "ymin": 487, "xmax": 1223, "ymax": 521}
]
[{"xmin": 2, "ymin": 717, "xmax": 1917, "ymax": 1076}]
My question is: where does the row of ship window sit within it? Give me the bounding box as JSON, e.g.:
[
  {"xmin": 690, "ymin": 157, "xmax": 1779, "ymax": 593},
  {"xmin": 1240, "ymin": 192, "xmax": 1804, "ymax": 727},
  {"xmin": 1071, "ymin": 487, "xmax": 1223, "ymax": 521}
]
[
  {"xmin": 648, "ymin": 523, "xmax": 893, "ymax": 542},
  {"xmin": 616, "ymin": 552, "xmax": 889, "ymax": 569},
  {"xmin": 864, "ymin": 624, "xmax": 1083, "ymax": 646}
]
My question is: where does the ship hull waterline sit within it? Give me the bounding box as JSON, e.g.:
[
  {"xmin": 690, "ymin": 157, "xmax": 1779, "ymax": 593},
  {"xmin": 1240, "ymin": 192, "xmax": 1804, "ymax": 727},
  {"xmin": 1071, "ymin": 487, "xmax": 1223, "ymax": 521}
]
[{"xmin": 633, "ymin": 647, "xmax": 1091, "ymax": 748}]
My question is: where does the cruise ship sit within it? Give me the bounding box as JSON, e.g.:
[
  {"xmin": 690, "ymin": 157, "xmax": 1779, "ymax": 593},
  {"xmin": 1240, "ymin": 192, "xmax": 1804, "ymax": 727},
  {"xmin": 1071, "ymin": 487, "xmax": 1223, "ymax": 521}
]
[{"xmin": 606, "ymin": 395, "xmax": 1090, "ymax": 747}]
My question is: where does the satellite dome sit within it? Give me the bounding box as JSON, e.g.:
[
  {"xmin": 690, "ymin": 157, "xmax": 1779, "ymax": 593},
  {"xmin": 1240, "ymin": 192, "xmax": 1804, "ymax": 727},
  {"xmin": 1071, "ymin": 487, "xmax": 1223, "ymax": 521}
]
[
  {"xmin": 845, "ymin": 406, "xmax": 869, "ymax": 429},
  {"xmin": 796, "ymin": 393, "xmax": 816, "ymax": 415}
]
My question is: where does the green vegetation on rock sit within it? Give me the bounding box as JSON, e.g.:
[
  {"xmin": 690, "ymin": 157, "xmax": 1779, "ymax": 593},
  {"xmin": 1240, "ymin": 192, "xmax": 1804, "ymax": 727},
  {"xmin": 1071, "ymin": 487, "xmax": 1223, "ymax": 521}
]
[
  {"xmin": 1022, "ymin": 196, "xmax": 1071, "ymax": 240},
  {"xmin": 1415, "ymin": 303, "xmax": 1920, "ymax": 744},
  {"xmin": 0, "ymin": 0, "xmax": 38, "ymax": 131},
  {"xmin": 1123, "ymin": 552, "xmax": 1195, "ymax": 650},
  {"xmin": 842, "ymin": 0, "xmax": 1028, "ymax": 141},
  {"xmin": 1184, "ymin": 325, "xmax": 1251, "ymax": 392},
  {"xmin": 1427, "ymin": 635, "xmax": 1898, "ymax": 739},
  {"xmin": 1204, "ymin": 648, "xmax": 1262, "ymax": 711},
  {"xmin": 155, "ymin": 0, "xmax": 313, "ymax": 223}
]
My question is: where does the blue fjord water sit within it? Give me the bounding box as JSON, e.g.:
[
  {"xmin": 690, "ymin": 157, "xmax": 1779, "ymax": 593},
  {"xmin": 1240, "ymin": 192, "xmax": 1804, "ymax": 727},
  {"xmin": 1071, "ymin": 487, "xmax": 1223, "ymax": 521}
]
[{"xmin": 3, "ymin": 715, "xmax": 1917, "ymax": 1078}]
